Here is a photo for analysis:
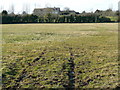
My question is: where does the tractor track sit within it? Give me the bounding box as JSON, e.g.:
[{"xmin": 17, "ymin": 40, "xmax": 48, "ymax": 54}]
[{"xmin": 66, "ymin": 47, "xmax": 75, "ymax": 89}]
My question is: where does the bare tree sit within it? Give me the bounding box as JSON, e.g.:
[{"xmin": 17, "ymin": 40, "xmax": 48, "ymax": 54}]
[
  {"xmin": 34, "ymin": 3, "xmax": 41, "ymax": 8},
  {"xmin": 9, "ymin": 4, "xmax": 15, "ymax": 14},
  {"xmin": 109, "ymin": 3, "xmax": 113, "ymax": 11},
  {"xmin": 25, "ymin": 4, "xmax": 29, "ymax": 14},
  {"xmin": 90, "ymin": 8, "xmax": 93, "ymax": 13},
  {"xmin": 22, "ymin": 4, "xmax": 30, "ymax": 14},
  {"xmin": 34, "ymin": 3, "xmax": 37, "ymax": 8},
  {"xmin": 0, "ymin": 6, "xmax": 3, "ymax": 13},
  {"xmin": 64, "ymin": 7, "xmax": 70, "ymax": 11},
  {"xmin": 82, "ymin": 11, "xmax": 86, "ymax": 13},
  {"xmin": 45, "ymin": 3, "xmax": 51, "ymax": 8}
]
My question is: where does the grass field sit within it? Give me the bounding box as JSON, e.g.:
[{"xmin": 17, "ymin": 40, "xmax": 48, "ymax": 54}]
[{"xmin": 2, "ymin": 23, "xmax": 119, "ymax": 88}]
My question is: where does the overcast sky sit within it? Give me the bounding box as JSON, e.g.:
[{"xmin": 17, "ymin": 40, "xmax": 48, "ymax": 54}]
[{"xmin": 0, "ymin": 0, "xmax": 119, "ymax": 14}]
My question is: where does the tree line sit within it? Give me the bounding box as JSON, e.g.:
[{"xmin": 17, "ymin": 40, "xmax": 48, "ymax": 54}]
[{"xmin": 1, "ymin": 9, "xmax": 119, "ymax": 24}]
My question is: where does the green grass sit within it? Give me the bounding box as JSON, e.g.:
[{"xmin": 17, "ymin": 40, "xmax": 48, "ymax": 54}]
[{"xmin": 2, "ymin": 23, "xmax": 119, "ymax": 88}]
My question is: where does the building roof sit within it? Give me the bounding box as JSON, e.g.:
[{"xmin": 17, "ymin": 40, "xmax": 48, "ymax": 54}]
[{"xmin": 34, "ymin": 7, "xmax": 60, "ymax": 11}]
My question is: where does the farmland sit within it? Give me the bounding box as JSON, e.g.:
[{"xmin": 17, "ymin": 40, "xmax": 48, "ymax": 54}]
[{"xmin": 2, "ymin": 23, "xmax": 119, "ymax": 88}]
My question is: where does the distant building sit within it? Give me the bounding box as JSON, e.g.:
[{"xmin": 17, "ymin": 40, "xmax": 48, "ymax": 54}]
[
  {"xmin": 33, "ymin": 7, "xmax": 60, "ymax": 16},
  {"xmin": 60, "ymin": 10, "xmax": 80, "ymax": 15},
  {"xmin": 33, "ymin": 7, "xmax": 80, "ymax": 16}
]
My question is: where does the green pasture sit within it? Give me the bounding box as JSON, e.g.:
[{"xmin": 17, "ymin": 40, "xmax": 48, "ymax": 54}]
[{"xmin": 2, "ymin": 23, "xmax": 119, "ymax": 88}]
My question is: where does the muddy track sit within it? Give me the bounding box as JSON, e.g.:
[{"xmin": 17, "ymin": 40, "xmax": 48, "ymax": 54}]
[{"xmin": 66, "ymin": 48, "xmax": 75, "ymax": 89}]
